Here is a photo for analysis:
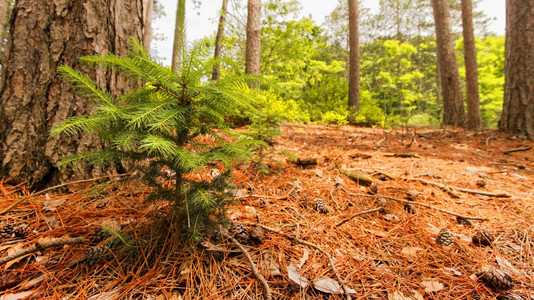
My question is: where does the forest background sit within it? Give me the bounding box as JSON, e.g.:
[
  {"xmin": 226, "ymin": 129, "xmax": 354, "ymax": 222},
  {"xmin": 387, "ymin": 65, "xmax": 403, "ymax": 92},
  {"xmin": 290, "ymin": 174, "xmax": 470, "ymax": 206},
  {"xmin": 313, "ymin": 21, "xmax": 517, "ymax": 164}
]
[{"xmin": 150, "ymin": 0, "xmax": 506, "ymax": 128}]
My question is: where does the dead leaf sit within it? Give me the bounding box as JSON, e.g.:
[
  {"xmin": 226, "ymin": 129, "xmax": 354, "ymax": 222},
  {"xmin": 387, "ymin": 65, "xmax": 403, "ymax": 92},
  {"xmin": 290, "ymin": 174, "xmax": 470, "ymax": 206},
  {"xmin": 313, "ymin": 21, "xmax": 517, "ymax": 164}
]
[
  {"xmin": 388, "ymin": 290, "xmax": 424, "ymax": 300},
  {"xmin": 287, "ymin": 262, "xmax": 309, "ymax": 288},
  {"xmin": 420, "ymin": 279, "xmax": 444, "ymax": 293},
  {"xmin": 298, "ymin": 248, "xmax": 309, "ymax": 269},
  {"xmin": 262, "ymin": 253, "xmax": 282, "ymax": 276},
  {"xmin": 496, "ymin": 255, "xmax": 524, "ymax": 277},
  {"xmin": 312, "ymin": 277, "xmax": 357, "ymax": 294},
  {"xmin": 87, "ymin": 287, "xmax": 121, "ymax": 300},
  {"xmin": 2, "ymin": 291, "xmax": 37, "ymax": 300},
  {"xmin": 43, "ymin": 197, "xmax": 67, "ymax": 211},
  {"xmin": 401, "ymin": 246, "xmax": 424, "ymax": 257},
  {"xmin": 442, "ymin": 267, "xmax": 462, "ymax": 277},
  {"xmin": 19, "ymin": 275, "xmax": 47, "ymax": 289}
]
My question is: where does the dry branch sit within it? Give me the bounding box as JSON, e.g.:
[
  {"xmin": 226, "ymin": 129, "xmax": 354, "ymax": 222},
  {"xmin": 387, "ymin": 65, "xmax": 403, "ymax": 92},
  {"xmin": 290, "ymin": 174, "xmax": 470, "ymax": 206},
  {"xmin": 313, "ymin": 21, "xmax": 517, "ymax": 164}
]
[
  {"xmin": 503, "ymin": 146, "xmax": 531, "ymax": 155},
  {"xmin": 0, "ymin": 237, "xmax": 86, "ymax": 265},
  {"xmin": 340, "ymin": 169, "xmax": 374, "ymax": 186},
  {"xmin": 252, "ymin": 224, "xmax": 352, "ymax": 300},
  {"xmin": 289, "ymin": 158, "xmax": 318, "ymax": 166},
  {"xmin": 339, "ymin": 187, "xmax": 488, "ymax": 221},
  {"xmin": 229, "ymin": 236, "xmax": 272, "ymax": 300},
  {"xmin": 336, "ymin": 208, "xmax": 383, "ymax": 227},
  {"xmin": 411, "ymin": 178, "xmax": 511, "ymax": 198}
]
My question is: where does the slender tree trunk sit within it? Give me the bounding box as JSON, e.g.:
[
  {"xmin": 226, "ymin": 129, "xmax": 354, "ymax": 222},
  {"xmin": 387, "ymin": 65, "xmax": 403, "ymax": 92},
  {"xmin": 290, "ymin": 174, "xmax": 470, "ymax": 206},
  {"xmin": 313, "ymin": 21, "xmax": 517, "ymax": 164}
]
[
  {"xmin": 0, "ymin": 0, "xmax": 145, "ymax": 189},
  {"xmin": 0, "ymin": 0, "xmax": 7, "ymax": 45},
  {"xmin": 498, "ymin": 0, "xmax": 534, "ymax": 140},
  {"xmin": 348, "ymin": 0, "xmax": 360, "ymax": 112},
  {"xmin": 461, "ymin": 0, "xmax": 482, "ymax": 130},
  {"xmin": 245, "ymin": 0, "xmax": 261, "ymax": 89},
  {"xmin": 431, "ymin": 0, "xmax": 466, "ymax": 127},
  {"xmin": 143, "ymin": 0, "xmax": 153, "ymax": 52},
  {"xmin": 171, "ymin": 0, "xmax": 186, "ymax": 73},
  {"xmin": 211, "ymin": 0, "xmax": 228, "ymax": 82}
]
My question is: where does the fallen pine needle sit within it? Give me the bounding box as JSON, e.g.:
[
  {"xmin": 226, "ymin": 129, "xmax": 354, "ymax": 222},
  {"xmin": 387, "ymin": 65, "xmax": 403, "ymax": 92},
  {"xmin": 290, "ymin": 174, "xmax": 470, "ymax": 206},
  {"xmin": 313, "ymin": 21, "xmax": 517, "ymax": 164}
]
[{"xmin": 336, "ymin": 208, "xmax": 383, "ymax": 227}]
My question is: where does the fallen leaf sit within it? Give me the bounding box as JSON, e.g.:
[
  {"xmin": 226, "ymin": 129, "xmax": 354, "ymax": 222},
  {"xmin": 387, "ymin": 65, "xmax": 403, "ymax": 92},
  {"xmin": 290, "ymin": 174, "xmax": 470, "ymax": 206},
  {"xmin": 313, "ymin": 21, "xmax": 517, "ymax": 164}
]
[
  {"xmin": 298, "ymin": 248, "xmax": 309, "ymax": 269},
  {"xmin": 421, "ymin": 279, "xmax": 444, "ymax": 293},
  {"xmin": 43, "ymin": 197, "xmax": 67, "ymax": 211},
  {"xmin": 312, "ymin": 277, "xmax": 357, "ymax": 294},
  {"xmin": 262, "ymin": 253, "xmax": 282, "ymax": 276},
  {"xmin": 442, "ymin": 267, "xmax": 462, "ymax": 277},
  {"xmin": 388, "ymin": 290, "xmax": 424, "ymax": 300},
  {"xmin": 87, "ymin": 287, "xmax": 121, "ymax": 300},
  {"xmin": 401, "ymin": 247, "xmax": 424, "ymax": 257},
  {"xmin": 2, "ymin": 291, "xmax": 37, "ymax": 300},
  {"xmin": 496, "ymin": 255, "xmax": 524, "ymax": 277},
  {"xmin": 287, "ymin": 262, "xmax": 309, "ymax": 288}
]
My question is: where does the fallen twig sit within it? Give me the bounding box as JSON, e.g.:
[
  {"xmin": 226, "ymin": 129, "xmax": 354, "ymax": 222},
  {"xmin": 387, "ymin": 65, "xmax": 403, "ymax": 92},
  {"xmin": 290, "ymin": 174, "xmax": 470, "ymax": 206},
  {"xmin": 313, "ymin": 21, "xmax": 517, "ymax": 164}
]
[
  {"xmin": 503, "ymin": 146, "xmax": 532, "ymax": 155},
  {"xmin": 252, "ymin": 224, "xmax": 352, "ymax": 300},
  {"xmin": 0, "ymin": 173, "xmax": 133, "ymax": 215},
  {"xmin": 411, "ymin": 178, "xmax": 511, "ymax": 198},
  {"xmin": 336, "ymin": 208, "xmax": 383, "ymax": 227},
  {"xmin": 339, "ymin": 187, "xmax": 488, "ymax": 221},
  {"xmin": 229, "ymin": 236, "xmax": 272, "ymax": 300},
  {"xmin": 0, "ymin": 237, "xmax": 86, "ymax": 265}
]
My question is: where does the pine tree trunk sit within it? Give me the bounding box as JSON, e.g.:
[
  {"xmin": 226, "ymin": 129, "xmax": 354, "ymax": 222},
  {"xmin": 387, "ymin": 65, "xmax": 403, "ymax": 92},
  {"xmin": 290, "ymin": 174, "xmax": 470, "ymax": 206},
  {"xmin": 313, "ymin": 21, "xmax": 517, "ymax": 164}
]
[
  {"xmin": 211, "ymin": 0, "xmax": 229, "ymax": 82},
  {"xmin": 171, "ymin": 0, "xmax": 185, "ymax": 73},
  {"xmin": 245, "ymin": 0, "xmax": 261, "ymax": 89},
  {"xmin": 0, "ymin": 0, "xmax": 146, "ymax": 189},
  {"xmin": 499, "ymin": 0, "xmax": 534, "ymax": 140},
  {"xmin": 348, "ymin": 0, "xmax": 360, "ymax": 112},
  {"xmin": 143, "ymin": 0, "xmax": 153, "ymax": 51},
  {"xmin": 432, "ymin": 0, "xmax": 466, "ymax": 127},
  {"xmin": 461, "ymin": 0, "xmax": 482, "ymax": 130}
]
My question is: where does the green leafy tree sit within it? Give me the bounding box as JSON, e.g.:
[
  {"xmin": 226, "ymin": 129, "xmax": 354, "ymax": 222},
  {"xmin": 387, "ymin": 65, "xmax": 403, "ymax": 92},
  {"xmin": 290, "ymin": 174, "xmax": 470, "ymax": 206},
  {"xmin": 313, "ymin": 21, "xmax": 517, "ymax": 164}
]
[{"xmin": 52, "ymin": 39, "xmax": 257, "ymax": 240}]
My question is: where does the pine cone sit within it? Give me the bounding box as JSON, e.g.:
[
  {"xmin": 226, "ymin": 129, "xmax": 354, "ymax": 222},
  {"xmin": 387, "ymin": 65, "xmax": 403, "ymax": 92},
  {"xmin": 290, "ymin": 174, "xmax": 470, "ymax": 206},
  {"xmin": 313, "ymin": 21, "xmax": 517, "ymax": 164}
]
[
  {"xmin": 0, "ymin": 224, "xmax": 15, "ymax": 239},
  {"xmin": 403, "ymin": 203, "xmax": 416, "ymax": 214},
  {"xmin": 230, "ymin": 222, "xmax": 249, "ymax": 244},
  {"xmin": 368, "ymin": 185, "xmax": 378, "ymax": 195},
  {"xmin": 374, "ymin": 197, "xmax": 388, "ymax": 214},
  {"xmin": 436, "ymin": 228, "xmax": 454, "ymax": 247},
  {"xmin": 12, "ymin": 225, "xmax": 30, "ymax": 238},
  {"xmin": 456, "ymin": 216, "xmax": 473, "ymax": 226},
  {"xmin": 472, "ymin": 229, "xmax": 494, "ymax": 246},
  {"xmin": 313, "ymin": 198, "xmax": 328, "ymax": 213},
  {"xmin": 476, "ymin": 180, "xmax": 487, "ymax": 188},
  {"xmin": 249, "ymin": 225, "xmax": 265, "ymax": 244},
  {"xmin": 84, "ymin": 244, "xmax": 110, "ymax": 264},
  {"xmin": 476, "ymin": 266, "xmax": 513, "ymax": 292},
  {"xmin": 406, "ymin": 190, "xmax": 421, "ymax": 201}
]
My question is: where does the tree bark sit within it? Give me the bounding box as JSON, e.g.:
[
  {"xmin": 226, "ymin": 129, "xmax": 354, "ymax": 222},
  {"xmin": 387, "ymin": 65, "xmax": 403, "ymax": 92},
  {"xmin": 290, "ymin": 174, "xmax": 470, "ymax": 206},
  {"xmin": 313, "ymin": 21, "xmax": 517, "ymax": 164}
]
[
  {"xmin": 171, "ymin": 0, "xmax": 186, "ymax": 73},
  {"xmin": 211, "ymin": 0, "xmax": 228, "ymax": 82},
  {"xmin": 432, "ymin": 0, "xmax": 466, "ymax": 127},
  {"xmin": 143, "ymin": 0, "xmax": 153, "ymax": 52},
  {"xmin": 0, "ymin": 0, "xmax": 145, "ymax": 190},
  {"xmin": 245, "ymin": 0, "xmax": 261, "ymax": 89},
  {"xmin": 499, "ymin": 0, "xmax": 534, "ymax": 140},
  {"xmin": 461, "ymin": 0, "xmax": 482, "ymax": 130},
  {"xmin": 348, "ymin": 0, "xmax": 360, "ymax": 112}
]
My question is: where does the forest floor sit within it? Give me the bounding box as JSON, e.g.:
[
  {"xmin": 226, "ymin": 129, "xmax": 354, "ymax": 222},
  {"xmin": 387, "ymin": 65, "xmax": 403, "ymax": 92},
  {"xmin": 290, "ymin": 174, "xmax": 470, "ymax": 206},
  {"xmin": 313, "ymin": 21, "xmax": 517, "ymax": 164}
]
[{"xmin": 1, "ymin": 123, "xmax": 533, "ymax": 300}]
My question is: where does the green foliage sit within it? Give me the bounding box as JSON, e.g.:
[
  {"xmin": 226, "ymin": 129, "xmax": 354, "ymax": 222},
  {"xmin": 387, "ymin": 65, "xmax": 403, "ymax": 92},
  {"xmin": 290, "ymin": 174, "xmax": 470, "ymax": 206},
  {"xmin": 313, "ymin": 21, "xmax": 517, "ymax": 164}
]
[{"xmin": 52, "ymin": 39, "xmax": 258, "ymax": 241}]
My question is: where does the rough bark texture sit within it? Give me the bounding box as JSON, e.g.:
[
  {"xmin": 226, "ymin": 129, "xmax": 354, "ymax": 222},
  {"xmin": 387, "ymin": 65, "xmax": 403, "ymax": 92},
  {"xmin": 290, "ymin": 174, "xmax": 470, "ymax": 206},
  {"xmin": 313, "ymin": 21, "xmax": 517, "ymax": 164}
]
[
  {"xmin": 211, "ymin": 0, "xmax": 228, "ymax": 82},
  {"xmin": 348, "ymin": 0, "xmax": 360, "ymax": 112},
  {"xmin": 245, "ymin": 0, "xmax": 261, "ymax": 89},
  {"xmin": 499, "ymin": 0, "xmax": 534, "ymax": 140},
  {"xmin": 171, "ymin": 0, "xmax": 185, "ymax": 73},
  {"xmin": 461, "ymin": 0, "xmax": 482, "ymax": 130},
  {"xmin": 0, "ymin": 0, "xmax": 146, "ymax": 189},
  {"xmin": 432, "ymin": 0, "xmax": 466, "ymax": 127},
  {"xmin": 143, "ymin": 0, "xmax": 153, "ymax": 51}
]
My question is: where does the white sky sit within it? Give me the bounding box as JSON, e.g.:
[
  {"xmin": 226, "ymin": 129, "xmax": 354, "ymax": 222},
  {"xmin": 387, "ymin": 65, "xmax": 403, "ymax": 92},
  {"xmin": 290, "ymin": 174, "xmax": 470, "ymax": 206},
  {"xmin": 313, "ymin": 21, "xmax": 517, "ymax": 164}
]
[{"xmin": 152, "ymin": 0, "xmax": 506, "ymax": 65}]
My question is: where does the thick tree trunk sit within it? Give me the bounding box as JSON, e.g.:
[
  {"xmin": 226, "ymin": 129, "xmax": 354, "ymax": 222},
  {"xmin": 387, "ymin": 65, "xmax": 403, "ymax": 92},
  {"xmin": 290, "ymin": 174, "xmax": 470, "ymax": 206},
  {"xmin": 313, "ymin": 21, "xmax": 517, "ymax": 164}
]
[
  {"xmin": 348, "ymin": 0, "xmax": 360, "ymax": 112},
  {"xmin": 171, "ymin": 0, "xmax": 185, "ymax": 73},
  {"xmin": 499, "ymin": 0, "xmax": 534, "ymax": 140},
  {"xmin": 432, "ymin": 0, "xmax": 466, "ymax": 127},
  {"xmin": 143, "ymin": 0, "xmax": 153, "ymax": 51},
  {"xmin": 461, "ymin": 0, "xmax": 482, "ymax": 130},
  {"xmin": 245, "ymin": 0, "xmax": 261, "ymax": 89},
  {"xmin": 211, "ymin": 0, "xmax": 228, "ymax": 82},
  {"xmin": 0, "ymin": 0, "xmax": 145, "ymax": 189}
]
